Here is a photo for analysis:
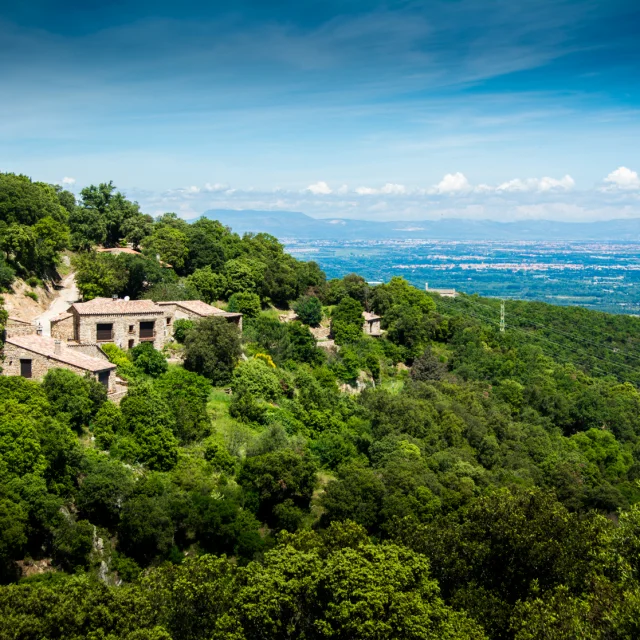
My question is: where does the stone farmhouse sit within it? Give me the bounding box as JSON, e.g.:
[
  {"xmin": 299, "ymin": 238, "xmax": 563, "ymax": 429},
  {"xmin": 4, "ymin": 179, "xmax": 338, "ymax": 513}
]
[
  {"xmin": 2, "ymin": 297, "xmax": 242, "ymax": 395},
  {"xmin": 50, "ymin": 297, "xmax": 242, "ymax": 351}
]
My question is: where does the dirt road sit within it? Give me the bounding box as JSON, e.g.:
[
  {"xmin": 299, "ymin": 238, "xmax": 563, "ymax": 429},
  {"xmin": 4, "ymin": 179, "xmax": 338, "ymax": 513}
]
[{"xmin": 34, "ymin": 273, "xmax": 78, "ymax": 336}]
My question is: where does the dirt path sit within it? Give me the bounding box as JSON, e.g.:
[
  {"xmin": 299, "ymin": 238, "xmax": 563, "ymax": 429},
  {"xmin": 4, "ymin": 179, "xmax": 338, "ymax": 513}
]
[{"xmin": 34, "ymin": 273, "xmax": 78, "ymax": 336}]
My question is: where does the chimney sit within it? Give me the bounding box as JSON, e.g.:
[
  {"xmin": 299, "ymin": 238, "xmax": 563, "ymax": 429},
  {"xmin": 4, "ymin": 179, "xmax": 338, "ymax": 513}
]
[
  {"xmin": 54, "ymin": 340, "xmax": 62, "ymax": 355},
  {"xmin": 112, "ymin": 294, "xmax": 118, "ymax": 300},
  {"xmin": 36, "ymin": 323, "xmax": 43, "ymax": 335}
]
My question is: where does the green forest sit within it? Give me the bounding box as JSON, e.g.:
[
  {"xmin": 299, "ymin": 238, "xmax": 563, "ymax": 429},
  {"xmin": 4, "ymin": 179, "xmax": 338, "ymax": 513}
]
[{"xmin": 3, "ymin": 172, "xmax": 640, "ymax": 639}]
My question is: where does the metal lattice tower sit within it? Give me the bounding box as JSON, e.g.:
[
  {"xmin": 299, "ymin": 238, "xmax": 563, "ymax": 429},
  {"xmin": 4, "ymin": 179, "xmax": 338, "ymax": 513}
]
[{"xmin": 500, "ymin": 300, "xmax": 505, "ymax": 333}]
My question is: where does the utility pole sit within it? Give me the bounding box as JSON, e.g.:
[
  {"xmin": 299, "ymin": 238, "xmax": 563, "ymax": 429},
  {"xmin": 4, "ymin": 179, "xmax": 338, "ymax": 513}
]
[{"xmin": 500, "ymin": 300, "xmax": 505, "ymax": 333}]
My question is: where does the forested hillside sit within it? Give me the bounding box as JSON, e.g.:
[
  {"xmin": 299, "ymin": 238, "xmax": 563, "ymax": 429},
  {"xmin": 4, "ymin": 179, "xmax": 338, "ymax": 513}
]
[{"xmin": 3, "ymin": 173, "xmax": 640, "ymax": 639}]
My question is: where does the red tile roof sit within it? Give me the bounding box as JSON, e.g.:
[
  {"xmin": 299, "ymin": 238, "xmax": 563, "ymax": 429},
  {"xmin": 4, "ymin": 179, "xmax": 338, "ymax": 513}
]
[
  {"xmin": 6, "ymin": 335, "xmax": 116, "ymax": 373},
  {"xmin": 72, "ymin": 298, "xmax": 164, "ymax": 316}
]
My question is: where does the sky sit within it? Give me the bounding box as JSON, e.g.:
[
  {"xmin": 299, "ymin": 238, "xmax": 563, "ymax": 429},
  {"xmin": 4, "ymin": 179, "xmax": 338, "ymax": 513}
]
[{"xmin": 1, "ymin": 0, "xmax": 640, "ymax": 222}]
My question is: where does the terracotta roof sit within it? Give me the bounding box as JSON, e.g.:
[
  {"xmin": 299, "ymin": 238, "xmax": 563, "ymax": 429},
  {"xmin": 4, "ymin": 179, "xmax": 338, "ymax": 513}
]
[
  {"xmin": 157, "ymin": 300, "xmax": 242, "ymax": 318},
  {"xmin": 72, "ymin": 298, "xmax": 164, "ymax": 316},
  {"xmin": 6, "ymin": 335, "xmax": 116, "ymax": 373},
  {"xmin": 51, "ymin": 312, "xmax": 73, "ymax": 323},
  {"xmin": 362, "ymin": 311, "xmax": 380, "ymax": 321}
]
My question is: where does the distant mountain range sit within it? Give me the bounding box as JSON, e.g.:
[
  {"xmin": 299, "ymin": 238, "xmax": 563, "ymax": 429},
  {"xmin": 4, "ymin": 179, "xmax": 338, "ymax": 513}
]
[{"xmin": 195, "ymin": 209, "xmax": 640, "ymax": 242}]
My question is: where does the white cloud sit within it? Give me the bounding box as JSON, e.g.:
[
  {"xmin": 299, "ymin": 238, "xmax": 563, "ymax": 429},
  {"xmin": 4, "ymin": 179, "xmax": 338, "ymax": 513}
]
[
  {"xmin": 429, "ymin": 172, "xmax": 472, "ymax": 195},
  {"xmin": 496, "ymin": 175, "xmax": 574, "ymax": 193},
  {"xmin": 355, "ymin": 183, "xmax": 406, "ymax": 195},
  {"xmin": 306, "ymin": 181, "xmax": 332, "ymax": 195},
  {"xmin": 60, "ymin": 176, "xmax": 75, "ymax": 186},
  {"xmin": 203, "ymin": 182, "xmax": 228, "ymax": 192},
  {"xmin": 603, "ymin": 166, "xmax": 640, "ymax": 191}
]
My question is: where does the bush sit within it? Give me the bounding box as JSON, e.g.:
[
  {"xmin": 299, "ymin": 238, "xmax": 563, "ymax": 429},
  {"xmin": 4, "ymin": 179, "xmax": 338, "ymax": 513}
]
[
  {"xmin": 204, "ymin": 440, "xmax": 237, "ymax": 474},
  {"xmin": 228, "ymin": 292, "xmax": 261, "ymax": 318},
  {"xmin": 183, "ymin": 316, "xmax": 242, "ymax": 385},
  {"xmin": 293, "ymin": 295, "xmax": 323, "ymax": 326},
  {"xmin": 91, "ymin": 401, "xmax": 124, "ymax": 450},
  {"xmin": 172, "ymin": 318, "xmax": 194, "ymax": 343},
  {"xmin": 26, "ymin": 276, "xmax": 39, "ymax": 288},
  {"xmin": 24, "ymin": 291, "xmax": 38, "ymax": 302},
  {"xmin": 130, "ymin": 342, "xmax": 168, "ymax": 377},
  {"xmin": 101, "ymin": 343, "xmax": 137, "ymax": 379},
  {"xmin": 232, "ymin": 359, "xmax": 282, "ymax": 402},
  {"xmin": 0, "ymin": 258, "xmax": 15, "ymax": 289}
]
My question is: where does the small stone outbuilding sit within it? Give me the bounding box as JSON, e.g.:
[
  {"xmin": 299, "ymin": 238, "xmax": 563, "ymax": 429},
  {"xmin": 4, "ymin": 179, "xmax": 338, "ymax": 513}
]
[{"xmin": 362, "ymin": 311, "xmax": 382, "ymax": 336}]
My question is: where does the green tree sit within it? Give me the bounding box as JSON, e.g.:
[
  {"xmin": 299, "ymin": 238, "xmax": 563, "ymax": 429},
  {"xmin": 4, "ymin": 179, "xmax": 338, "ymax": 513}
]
[
  {"xmin": 76, "ymin": 455, "xmax": 134, "ymax": 528},
  {"xmin": 187, "ymin": 266, "xmax": 227, "ymax": 303},
  {"xmin": 42, "ymin": 368, "xmax": 103, "ymax": 431},
  {"xmin": 130, "ymin": 343, "xmax": 168, "ymax": 377},
  {"xmin": 293, "ymin": 295, "xmax": 323, "ymax": 326},
  {"xmin": 144, "ymin": 226, "xmax": 189, "ymax": 270},
  {"xmin": 331, "ymin": 296, "xmax": 364, "ymax": 345},
  {"xmin": 228, "ymin": 292, "xmax": 261, "ymax": 317},
  {"xmin": 238, "ymin": 449, "xmax": 317, "ymax": 525},
  {"xmin": 154, "ymin": 368, "xmax": 212, "ymax": 442},
  {"xmin": 183, "ymin": 316, "xmax": 241, "ymax": 385}
]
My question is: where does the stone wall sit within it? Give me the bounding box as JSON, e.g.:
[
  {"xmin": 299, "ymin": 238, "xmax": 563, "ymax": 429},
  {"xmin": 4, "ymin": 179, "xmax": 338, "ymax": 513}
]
[
  {"xmin": 4, "ymin": 318, "xmax": 37, "ymax": 338},
  {"xmin": 75, "ymin": 311, "xmax": 167, "ymax": 351},
  {"xmin": 2, "ymin": 342, "xmax": 116, "ymax": 394},
  {"xmin": 51, "ymin": 316, "xmax": 75, "ymax": 340}
]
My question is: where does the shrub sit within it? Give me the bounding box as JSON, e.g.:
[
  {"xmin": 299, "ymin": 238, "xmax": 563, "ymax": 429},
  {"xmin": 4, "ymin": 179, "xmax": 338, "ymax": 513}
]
[
  {"xmin": 101, "ymin": 343, "xmax": 137, "ymax": 379},
  {"xmin": 293, "ymin": 295, "xmax": 323, "ymax": 326},
  {"xmin": 172, "ymin": 318, "xmax": 194, "ymax": 343},
  {"xmin": 26, "ymin": 276, "xmax": 39, "ymax": 287},
  {"xmin": 228, "ymin": 292, "xmax": 261, "ymax": 318},
  {"xmin": 24, "ymin": 291, "xmax": 38, "ymax": 302},
  {"xmin": 130, "ymin": 342, "xmax": 168, "ymax": 377}
]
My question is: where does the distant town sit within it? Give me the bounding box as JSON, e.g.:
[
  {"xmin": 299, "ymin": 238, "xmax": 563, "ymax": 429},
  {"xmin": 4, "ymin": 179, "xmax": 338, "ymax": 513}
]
[{"xmin": 286, "ymin": 239, "xmax": 640, "ymax": 314}]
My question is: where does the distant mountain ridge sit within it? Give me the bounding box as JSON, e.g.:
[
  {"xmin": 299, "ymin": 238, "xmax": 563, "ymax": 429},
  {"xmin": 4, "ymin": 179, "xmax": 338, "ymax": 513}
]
[{"xmin": 194, "ymin": 209, "xmax": 640, "ymax": 241}]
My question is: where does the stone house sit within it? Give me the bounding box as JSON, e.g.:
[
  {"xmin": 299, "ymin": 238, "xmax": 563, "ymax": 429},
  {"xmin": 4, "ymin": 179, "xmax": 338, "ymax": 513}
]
[
  {"xmin": 3, "ymin": 334, "xmax": 117, "ymax": 394},
  {"xmin": 50, "ymin": 297, "xmax": 242, "ymax": 350},
  {"xmin": 54, "ymin": 298, "xmax": 168, "ymax": 351},
  {"xmin": 425, "ymin": 283, "xmax": 458, "ymax": 298}
]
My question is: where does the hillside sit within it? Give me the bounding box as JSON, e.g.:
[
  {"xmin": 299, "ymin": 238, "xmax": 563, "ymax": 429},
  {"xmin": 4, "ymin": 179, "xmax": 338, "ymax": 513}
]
[{"xmin": 3, "ymin": 174, "xmax": 640, "ymax": 639}]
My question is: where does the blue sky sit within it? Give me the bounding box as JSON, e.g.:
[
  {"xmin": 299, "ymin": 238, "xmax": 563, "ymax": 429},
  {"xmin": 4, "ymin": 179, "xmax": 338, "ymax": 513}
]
[{"xmin": 1, "ymin": 0, "xmax": 640, "ymax": 221}]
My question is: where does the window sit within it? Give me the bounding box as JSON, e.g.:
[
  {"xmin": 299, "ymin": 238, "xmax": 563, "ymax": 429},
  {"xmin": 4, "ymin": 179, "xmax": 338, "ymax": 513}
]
[
  {"xmin": 166, "ymin": 317, "xmax": 171, "ymax": 325},
  {"xmin": 129, "ymin": 325, "xmax": 135, "ymax": 333},
  {"xmin": 139, "ymin": 321, "xmax": 155, "ymax": 340},
  {"xmin": 98, "ymin": 370, "xmax": 110, "ymax": 388},
  {"xmin": 20, "ymin": 359, "xmax": 32, "ymax": 378},
  {"xmin": 96, "ymin": 323, "xmax": 114, "ymax": 341}
]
